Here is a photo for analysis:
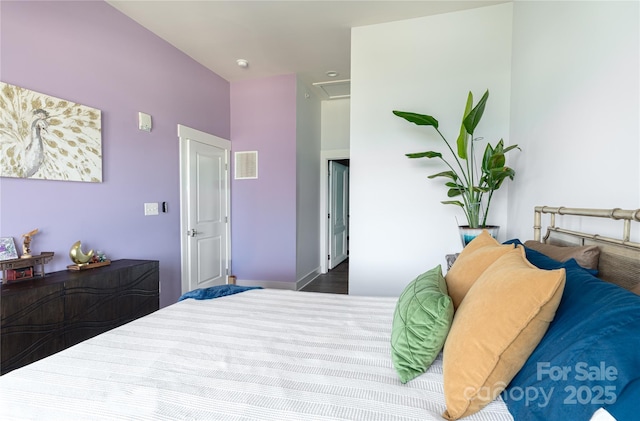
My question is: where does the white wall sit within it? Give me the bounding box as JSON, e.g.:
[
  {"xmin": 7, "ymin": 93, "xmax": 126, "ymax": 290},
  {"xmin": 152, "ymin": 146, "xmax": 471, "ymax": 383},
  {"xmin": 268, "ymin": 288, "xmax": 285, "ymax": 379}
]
[
  {"xmin": 350, "ymin": 3, "xmax": 514, "ymax": 296},
  {"xmin": 321, "ymin": 98, "xmax": 350, "ymax": 151},
  {"xmin": 296, "ymin": 77, "xmax": 322, "ymax": 285},
  {"xmin": 508, "ymin": 1, "xmax": 639, "ymax": 242},
  {"xmin": 319, "ymin": 98, "xmax": 351, "ymax": 273}
]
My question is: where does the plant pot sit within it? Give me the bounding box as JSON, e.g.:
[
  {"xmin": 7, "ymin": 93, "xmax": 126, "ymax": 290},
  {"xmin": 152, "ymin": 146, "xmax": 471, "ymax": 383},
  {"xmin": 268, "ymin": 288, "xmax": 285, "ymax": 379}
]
[{"xmin": 459, "ymin": 225, "xmax": 499, "ymax": 247}]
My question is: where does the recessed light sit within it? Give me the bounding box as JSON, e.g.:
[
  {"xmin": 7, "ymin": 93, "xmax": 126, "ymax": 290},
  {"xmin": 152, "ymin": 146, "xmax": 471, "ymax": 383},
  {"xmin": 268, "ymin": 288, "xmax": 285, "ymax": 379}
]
[
  {"xmin": 236, "ymin": 59, "xmax": 249, "ymax": 68},
  {"xmin": 326, "ymin": 71, "xmax": 338, "ymax": 78}
]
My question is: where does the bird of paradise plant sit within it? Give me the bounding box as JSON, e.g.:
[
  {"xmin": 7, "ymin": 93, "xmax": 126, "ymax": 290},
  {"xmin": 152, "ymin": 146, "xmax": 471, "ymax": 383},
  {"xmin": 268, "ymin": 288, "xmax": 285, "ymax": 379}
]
[{"xmin": 393, "ymin": 90, "xmax": 519, "ymax": 229}]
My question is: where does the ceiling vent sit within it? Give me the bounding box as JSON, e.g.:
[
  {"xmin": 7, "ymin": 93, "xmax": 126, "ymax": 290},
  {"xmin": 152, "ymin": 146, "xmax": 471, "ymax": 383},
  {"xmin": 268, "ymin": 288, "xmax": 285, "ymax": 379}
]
[{"xmin": 235, "ymin": 151, "xmax": 258, "ymax": 180}]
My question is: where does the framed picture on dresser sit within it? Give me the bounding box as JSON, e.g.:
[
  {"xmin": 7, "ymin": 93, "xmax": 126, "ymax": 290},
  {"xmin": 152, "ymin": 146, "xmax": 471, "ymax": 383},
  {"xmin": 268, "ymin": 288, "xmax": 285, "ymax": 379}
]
[{"xmin": 0, "ymin": 237, "xmax": 18, "ymax": 261}]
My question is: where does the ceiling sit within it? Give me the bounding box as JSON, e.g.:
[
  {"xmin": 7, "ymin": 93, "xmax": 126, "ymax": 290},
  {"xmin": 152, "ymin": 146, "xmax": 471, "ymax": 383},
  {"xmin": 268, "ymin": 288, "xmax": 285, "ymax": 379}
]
[{"xmin": 107, "ymin": 0, "xmax": 507, "ymax": 99}]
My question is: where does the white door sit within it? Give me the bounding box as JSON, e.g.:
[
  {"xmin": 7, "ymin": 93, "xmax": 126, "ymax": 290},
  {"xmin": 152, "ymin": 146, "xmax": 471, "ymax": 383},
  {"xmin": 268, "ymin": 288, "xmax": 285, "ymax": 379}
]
[
  {"xmin": 329, "ymin": 161, "xmax": 349, "ymax": 269},
  {"xmin": 178, "ymin": 125, "xmax": 230, "ymax": 294}
]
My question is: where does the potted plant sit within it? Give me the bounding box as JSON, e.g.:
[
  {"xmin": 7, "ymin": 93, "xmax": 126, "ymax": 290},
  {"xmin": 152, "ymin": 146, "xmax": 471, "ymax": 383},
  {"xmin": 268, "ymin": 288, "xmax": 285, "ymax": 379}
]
[{"xmin": 393, "ymin": 90, "xmax": 519, "ymax": 246}]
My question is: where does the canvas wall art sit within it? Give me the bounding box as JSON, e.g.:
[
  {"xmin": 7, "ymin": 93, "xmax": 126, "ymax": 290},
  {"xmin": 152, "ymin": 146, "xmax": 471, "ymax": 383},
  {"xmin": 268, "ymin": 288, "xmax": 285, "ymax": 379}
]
[
  {"xmin": 0, "ymin": 82, "xmax": 102, "ymax": 182},
  {"xmin": 0, "ymin": 237, "xmax": 18, "ymax": 261}
]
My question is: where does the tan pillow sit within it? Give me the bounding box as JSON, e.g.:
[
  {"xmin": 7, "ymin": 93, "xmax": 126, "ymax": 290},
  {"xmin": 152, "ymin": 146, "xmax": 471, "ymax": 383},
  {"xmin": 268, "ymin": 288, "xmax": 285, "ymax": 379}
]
[
  {"xmin": 524, "ymin": 240, "xmax": 600, "ymax": 270},
  {"xmin": 442, "ymin": 246, "xmax": 566, "ymax": 420},
  {"xmin": 445, "ymin": 230, "xmax": 514, "ymax": 309}
]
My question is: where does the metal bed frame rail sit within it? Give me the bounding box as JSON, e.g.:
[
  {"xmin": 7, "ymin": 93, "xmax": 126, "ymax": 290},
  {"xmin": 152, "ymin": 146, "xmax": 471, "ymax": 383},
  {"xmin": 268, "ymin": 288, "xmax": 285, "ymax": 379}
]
[{"xmin": 533, "ymin": 206, "xmax": 640, "ymax": 247}]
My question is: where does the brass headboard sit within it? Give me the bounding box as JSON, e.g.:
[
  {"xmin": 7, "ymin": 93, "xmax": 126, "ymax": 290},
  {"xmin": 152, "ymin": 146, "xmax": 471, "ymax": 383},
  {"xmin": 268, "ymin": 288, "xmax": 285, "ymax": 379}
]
[{"xmin": 533, "ymin": 206, "xmax": 640, "ymax": 294}]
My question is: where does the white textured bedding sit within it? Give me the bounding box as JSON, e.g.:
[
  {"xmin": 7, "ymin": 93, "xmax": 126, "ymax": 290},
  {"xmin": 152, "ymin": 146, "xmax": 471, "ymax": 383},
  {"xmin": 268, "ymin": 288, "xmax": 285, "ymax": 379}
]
[{"xmin": 0, "ymin": 289, "xmax": 514, "ymax": 421}]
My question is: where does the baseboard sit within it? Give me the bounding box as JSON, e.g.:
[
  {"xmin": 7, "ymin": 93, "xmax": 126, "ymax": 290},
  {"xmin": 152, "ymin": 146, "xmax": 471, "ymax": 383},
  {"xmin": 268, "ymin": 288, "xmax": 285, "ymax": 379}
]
[
  {"xmin": 237, "ymin": 279, "xmax": 298, "ymax": 290},
  {"xmin": 296, "ymin": 268, "xmax": 320, "ymax": 291},
  {"xmin": 235, "ymin": 268, "xmax": 320, "ymax": 291}
]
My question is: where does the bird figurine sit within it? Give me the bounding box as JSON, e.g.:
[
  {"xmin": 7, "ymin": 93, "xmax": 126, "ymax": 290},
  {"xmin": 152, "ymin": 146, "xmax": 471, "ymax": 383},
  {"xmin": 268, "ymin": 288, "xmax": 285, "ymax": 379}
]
[
  {"xmin": 20, "ymin": 228, "xmax": 39, "ymax": 258},
  {"xmin": 69, "ymin": 241, "xmax": 94, "ymax": 265},
  {"xmin": 24, "ymin": 109, "xmax": 49, "ymax": 178}
]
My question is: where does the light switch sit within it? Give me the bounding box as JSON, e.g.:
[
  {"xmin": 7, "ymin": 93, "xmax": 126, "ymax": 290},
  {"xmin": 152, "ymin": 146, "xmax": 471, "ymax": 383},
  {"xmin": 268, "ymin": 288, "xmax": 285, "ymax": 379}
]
[
  {"xmin": 138, "ymin": 112, "xmax": 152, "ymax": 132},
  {"xmin": 144, "ymin": 202, "xmax": 159, "ymax": 216}
]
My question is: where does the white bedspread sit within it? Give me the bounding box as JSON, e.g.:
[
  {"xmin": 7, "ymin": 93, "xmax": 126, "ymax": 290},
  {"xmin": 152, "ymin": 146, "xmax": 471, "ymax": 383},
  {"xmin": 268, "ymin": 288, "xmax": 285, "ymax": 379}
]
[{"xmin": 0, "ymin": 289, "xmax": 514, "ymax": 421}]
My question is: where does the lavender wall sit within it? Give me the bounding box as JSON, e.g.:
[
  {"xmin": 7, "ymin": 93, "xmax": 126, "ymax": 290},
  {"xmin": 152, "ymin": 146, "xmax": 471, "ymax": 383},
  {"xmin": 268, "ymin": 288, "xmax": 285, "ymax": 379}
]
[
  {"xmin": 230, "ymin": 75, "xmax": 298, "ymax": 284},
  {"xmin": 0, "ymin": 1, "xmax": 230, "ymax": 307}
]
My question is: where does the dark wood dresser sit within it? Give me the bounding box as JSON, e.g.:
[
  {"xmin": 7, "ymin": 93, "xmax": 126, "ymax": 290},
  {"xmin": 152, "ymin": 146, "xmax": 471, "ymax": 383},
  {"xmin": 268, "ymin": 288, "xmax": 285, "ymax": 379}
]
[{"xmin": 0, "ymin": 259, "xmax": 159, "ymax": 375}]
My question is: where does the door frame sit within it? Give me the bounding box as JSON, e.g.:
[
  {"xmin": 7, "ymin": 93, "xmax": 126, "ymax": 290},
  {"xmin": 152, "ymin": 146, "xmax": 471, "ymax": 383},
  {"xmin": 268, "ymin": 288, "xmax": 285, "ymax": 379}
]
[
  {"xmin": 319, "ymin": 149, "xmax": 350, "ymax": 273},
  {"xmin": 178, "ymin": 124, "xmax": 231, "ymax": 294}
]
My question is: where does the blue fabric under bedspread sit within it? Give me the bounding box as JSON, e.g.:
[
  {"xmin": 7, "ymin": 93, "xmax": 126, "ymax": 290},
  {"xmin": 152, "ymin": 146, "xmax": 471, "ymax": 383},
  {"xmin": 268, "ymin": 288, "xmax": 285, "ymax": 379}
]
[
  {"xmin": 503, "ymin": 241, "xmax": 640, "ymax": 421},
  {"xmin": 178, "ymin": 284, "xmax": 262, "ymax": 301}
]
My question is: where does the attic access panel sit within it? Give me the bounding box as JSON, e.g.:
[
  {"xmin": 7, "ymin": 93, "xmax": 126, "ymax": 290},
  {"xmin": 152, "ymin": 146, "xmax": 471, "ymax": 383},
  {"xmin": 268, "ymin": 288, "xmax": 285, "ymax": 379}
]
[{"xmin": 312, "ymin": 79, "xmax": 350, "ymax": 99}]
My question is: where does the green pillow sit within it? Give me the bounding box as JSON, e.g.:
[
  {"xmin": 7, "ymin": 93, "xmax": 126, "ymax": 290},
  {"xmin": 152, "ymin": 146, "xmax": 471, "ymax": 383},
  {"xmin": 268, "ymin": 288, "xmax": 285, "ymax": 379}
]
[{"xmin": 391, "ymin": 265, "xmax": 454, "ymax": 383}]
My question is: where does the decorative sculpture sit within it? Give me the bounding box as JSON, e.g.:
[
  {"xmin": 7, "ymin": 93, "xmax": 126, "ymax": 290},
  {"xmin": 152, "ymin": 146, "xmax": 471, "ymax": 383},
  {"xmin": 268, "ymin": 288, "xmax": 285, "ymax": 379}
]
[
  {"xmin": 69, "ymin": 241, "xmax": 94, "ymax": 265},
  {"xmin": 20, "ymin": 229, "xmax": 39, "ymax": 258}
]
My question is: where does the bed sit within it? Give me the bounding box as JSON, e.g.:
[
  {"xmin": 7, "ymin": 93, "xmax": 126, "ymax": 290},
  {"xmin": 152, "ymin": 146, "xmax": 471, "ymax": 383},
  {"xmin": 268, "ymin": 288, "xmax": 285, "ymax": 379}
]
[{"xmin": 0, "ymin": 206, "xmax": 638, "ymax": 421}]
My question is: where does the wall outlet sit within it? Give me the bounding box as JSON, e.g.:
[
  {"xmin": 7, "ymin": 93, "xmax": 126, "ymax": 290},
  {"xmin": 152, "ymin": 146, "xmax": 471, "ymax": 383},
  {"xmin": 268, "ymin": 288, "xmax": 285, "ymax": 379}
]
[{"xmin": 144, "ymin": 202, "xmax": 159, "ymax": 216}]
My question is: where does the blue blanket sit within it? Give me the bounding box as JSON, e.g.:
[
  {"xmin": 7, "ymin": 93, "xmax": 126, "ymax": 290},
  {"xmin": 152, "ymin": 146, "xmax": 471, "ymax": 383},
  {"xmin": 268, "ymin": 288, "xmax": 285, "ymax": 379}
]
[
  {"xmin": 178, "ymin": 284, "xmax": 262, "ymax": 302},
  {"xmin": 502, "ymin": 240, "xmax": 640, "ymax": 421}
]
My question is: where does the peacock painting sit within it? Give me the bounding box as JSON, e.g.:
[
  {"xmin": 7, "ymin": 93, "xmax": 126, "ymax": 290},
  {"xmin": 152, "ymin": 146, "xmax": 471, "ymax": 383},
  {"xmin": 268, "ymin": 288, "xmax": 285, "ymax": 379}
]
[{"xmin": 0, "ymin": 82, "xmax": 102, "ymax": 182}]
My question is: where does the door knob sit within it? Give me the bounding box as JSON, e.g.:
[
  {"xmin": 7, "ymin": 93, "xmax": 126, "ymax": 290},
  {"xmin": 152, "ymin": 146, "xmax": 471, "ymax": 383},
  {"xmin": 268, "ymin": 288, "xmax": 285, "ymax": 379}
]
[{"xmin": 187, "ymin": 229, "xmax": 198, "ymax": 237}]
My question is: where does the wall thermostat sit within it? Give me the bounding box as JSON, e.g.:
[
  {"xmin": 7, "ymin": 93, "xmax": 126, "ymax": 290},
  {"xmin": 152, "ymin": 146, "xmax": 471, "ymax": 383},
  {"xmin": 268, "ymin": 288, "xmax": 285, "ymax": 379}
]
[{"xmin": 138, "ymin": 112, "xmax": 152, "ymax": 132}]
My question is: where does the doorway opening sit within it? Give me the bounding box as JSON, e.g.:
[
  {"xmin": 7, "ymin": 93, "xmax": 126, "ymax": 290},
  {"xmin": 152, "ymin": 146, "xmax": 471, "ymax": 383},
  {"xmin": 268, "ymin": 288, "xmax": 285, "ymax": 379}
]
[
  {"xmin": 310, "ymin": 156, "xmax": 349, "ymax": 294},
  {"xmin": 319, "ymin": 151, "xmax": 350, "ymax": 281}
]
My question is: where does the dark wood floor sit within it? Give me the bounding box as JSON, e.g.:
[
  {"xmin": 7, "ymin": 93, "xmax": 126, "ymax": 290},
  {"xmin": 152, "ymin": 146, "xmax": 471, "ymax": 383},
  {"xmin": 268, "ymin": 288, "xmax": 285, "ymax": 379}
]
[{"xmin": 300, "ymin": 259, "xmax": 348, "ymax": 294}]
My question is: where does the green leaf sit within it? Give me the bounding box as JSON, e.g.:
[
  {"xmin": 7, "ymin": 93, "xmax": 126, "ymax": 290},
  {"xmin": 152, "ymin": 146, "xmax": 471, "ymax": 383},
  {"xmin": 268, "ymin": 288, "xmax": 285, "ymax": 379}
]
[
  {"xmin": 486, "ymin": 151, "xmax": 505, "ymax": 170},
  {"xmin": 393, "ymin": 111, "xmax": 439, "ymax": 128},
  {"xmin": 447, "ymin": 187, "xmax": 465, "ymax": 197},
  {"xmin": 490, "ymin": 153, "xmax": 506, "ymax": 169},
  {"xmin": 444, "ymin": 181, "xmax": 463, "ymax": 188},
  {"xmin": 486, "ymin": 167, "xmax": 515, "ymax": 189},
  {"xmin": 406, "ymin": 151, "xmax": 441, "ymax": 159},
  {"xmin": 428, "ymin": 170, "xmax": 458, "ymax": 180},
  {"xmin": 503, "ymin": 144, "xmax": 520, "ymax": 153},
  {"xmin": 463, "ymin": 90, "xmax": 489, "ymax": 135},
  {"xmin": 481, "ymin": 142, "xmax": 508, "ymax": 173},
  {"xmin": 456, "ymin": 92, "xmax": 473, "ymax": 159},
  {"xmin": 441, "ymin": 200, "xmax": 464, "ymax": 207},
  {"xmin": 481, "ymin": 143, "xmax": 495, "ymax": 172},
  {"xmin": 493, "ymin": 167, "xmax": 515, "ymax": 179}
]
